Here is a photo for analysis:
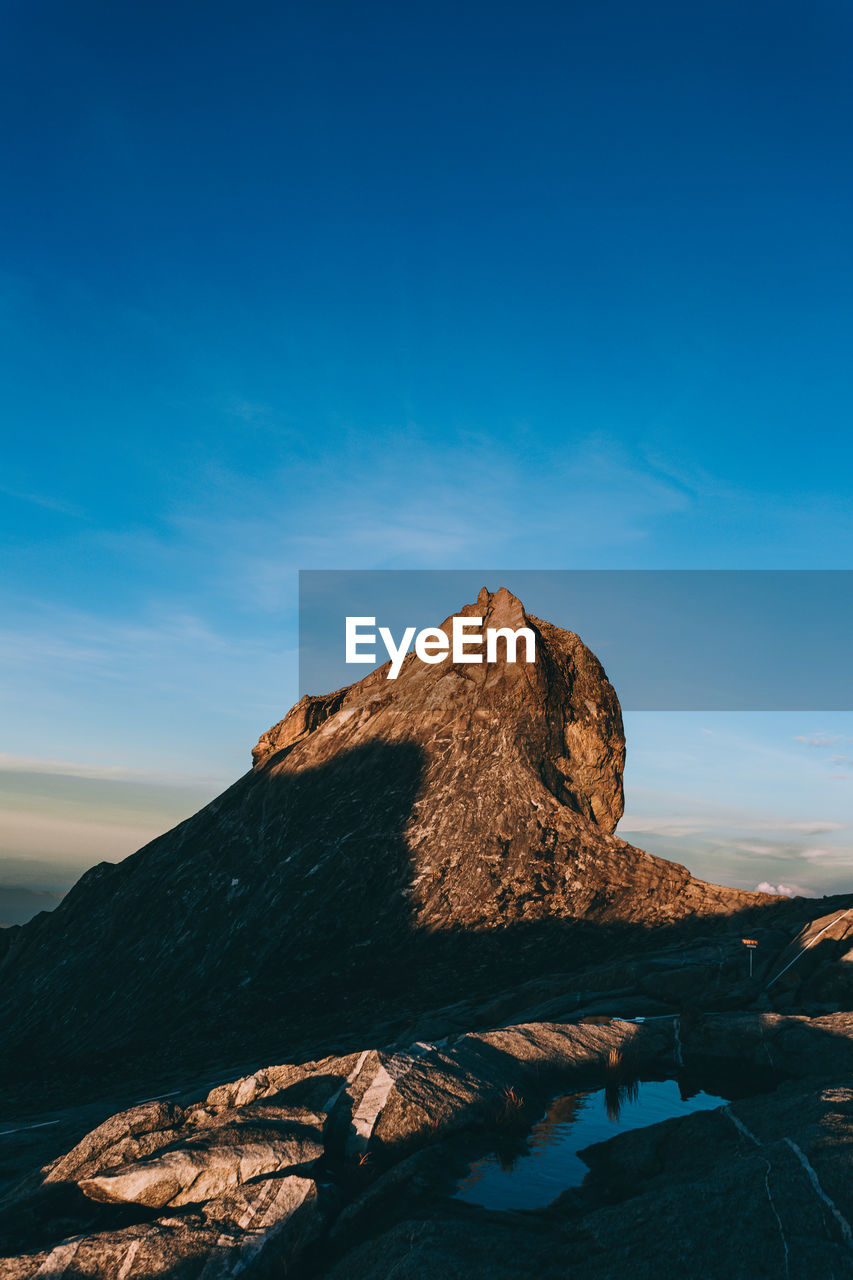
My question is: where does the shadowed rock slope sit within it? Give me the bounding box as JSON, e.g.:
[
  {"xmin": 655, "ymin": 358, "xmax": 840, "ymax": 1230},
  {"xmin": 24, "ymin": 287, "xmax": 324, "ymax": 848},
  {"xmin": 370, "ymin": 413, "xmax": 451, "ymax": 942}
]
[{"xmin": 0, "ymin": 589, "xmax": 788, "ymax": 1092}]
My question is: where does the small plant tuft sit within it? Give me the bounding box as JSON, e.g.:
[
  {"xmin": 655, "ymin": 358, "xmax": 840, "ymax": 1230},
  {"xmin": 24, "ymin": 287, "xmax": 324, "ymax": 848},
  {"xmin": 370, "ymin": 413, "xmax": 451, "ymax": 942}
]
[{"xmin": 501, "ymin": 1084, "xmax": 525, "ymax": 1116}]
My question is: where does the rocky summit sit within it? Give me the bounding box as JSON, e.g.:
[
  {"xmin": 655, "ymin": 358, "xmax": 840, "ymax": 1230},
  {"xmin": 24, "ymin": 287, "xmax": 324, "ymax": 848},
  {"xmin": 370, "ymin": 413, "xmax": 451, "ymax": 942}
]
[
  {"xmin": 3, "ymin": 589, "xmax": 853, "ymax": 1277},
  {"xmin": 0, "ymin": 588, "xmax": 781, "ymax": 1096}
]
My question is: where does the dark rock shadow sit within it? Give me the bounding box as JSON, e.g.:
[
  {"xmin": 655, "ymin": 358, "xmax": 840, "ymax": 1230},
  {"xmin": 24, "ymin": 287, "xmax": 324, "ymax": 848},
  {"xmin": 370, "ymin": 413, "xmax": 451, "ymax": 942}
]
[{"xmin": 0, "ymin": 737, "xmax": 850, "ymax": 1118}]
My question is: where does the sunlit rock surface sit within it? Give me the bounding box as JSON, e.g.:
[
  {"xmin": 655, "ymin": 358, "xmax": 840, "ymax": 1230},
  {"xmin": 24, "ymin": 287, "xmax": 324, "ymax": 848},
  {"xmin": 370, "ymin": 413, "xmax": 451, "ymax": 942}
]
[
  {"xmin": 5, "ymin": 1012, "xmax": 853, "ymax": 1276},
  {"xmin": 0, "ymin": 589, "xmax": 785, "ymax": 1095}
]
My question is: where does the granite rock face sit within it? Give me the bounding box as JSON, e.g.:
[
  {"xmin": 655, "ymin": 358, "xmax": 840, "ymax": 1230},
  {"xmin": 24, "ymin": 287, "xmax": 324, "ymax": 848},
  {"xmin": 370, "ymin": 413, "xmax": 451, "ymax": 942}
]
[
  {"xmin": 79, "ymin": 1109, "xmax": 324, "ymax": 1209},
  {"xmin": 6, "ymin": 1011, "xmax": 853, "ymax": 1277},
  {"xmin": 765, "ymin": 904, "xmax": 853, "ymax": 1006},
  {"xmin": 0, "ymin": 589, "xmax": 777, "ymax": 1090},
  {"xmin": 252, "ymin": 586, "xmax": 627, "ymax": 833}
]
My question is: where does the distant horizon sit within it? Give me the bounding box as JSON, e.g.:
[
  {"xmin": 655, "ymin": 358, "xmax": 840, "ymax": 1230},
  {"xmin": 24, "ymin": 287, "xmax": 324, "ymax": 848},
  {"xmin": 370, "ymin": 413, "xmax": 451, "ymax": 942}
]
[{"xmin": 3, "ymin": 702, "xmax": 852, "ymax": 919}]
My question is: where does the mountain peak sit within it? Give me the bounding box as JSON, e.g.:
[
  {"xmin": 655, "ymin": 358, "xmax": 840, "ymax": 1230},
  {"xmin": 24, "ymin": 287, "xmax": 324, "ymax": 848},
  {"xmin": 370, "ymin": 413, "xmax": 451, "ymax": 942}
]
[
  {"xmin": 253, "ymin": 590, "xmax": 625, "ymax": 833},
  {"xmin": 0, "ymin": 593, "xmax": 768, "ymax": 1093}
]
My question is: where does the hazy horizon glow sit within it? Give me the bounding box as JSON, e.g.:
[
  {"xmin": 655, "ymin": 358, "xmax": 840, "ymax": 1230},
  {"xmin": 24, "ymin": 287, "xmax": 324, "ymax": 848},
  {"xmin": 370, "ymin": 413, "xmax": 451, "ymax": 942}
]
[{"xmin": 2, "ymin": 710, "xmax": 851, "ymax": 910}]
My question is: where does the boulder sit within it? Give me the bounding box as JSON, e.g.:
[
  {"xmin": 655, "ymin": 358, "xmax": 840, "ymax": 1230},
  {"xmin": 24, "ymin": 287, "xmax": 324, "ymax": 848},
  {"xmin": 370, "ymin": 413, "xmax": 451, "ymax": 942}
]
[
  {"xmin": 45, "ymin": 1100, "xmax": 183, "ymax": 1185},
  {"xmin": 80, "ymin": 1111, "xmax": 324, "ymax": 1208}
]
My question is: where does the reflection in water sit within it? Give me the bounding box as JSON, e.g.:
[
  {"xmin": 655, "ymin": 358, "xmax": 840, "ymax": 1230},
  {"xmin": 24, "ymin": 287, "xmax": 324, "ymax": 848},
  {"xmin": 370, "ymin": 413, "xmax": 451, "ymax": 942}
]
[
  {"xmin": 602, "ymin": 1046, "xmax": 640, "ymax": 1121},
  {"xmin": 455, "ymin": 1078, "xmax": 729, "ymax": 1211},
  {"xmin": 604, "ymin": 1075, "xmax": 639, "ymax": 1122}
]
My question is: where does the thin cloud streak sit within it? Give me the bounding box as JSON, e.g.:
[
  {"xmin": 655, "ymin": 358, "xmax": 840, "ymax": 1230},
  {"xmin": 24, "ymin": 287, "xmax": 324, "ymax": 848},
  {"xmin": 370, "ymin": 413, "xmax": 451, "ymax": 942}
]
[
  {"xmin": 0, "ymin": 484, "xmax": 88, "ymax": 519},
  {"xmin": 0, "ymin": 754, "xmax": 231, "ymax": 787}
]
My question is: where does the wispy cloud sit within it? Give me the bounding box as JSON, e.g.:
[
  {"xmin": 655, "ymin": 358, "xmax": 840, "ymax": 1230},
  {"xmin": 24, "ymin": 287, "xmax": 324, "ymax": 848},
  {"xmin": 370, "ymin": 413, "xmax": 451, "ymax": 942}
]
[
  {"xmin": 0, "ymin": 753, "xmax": 229, "ymax": 787},
  {"xmin": 0, "ymin": 609, "xmax": 248, "ymax": 676},
  {"xmin": 154, "ymin": 431, "xmax": 695, "ymax": 612},
  {"xmin": 0, "ymin": 599, "xmax": 295, "ymax": 779},
  {"xmin": 747, "ymin": 821, "xmax": 844, "ymax": 833},
  {"xmin": 620, "ymin": 816, "xmax": 845, "ymax": 838},
  {"xmin": 0, "ymin": 603, "xmax": 294, "ymax": 706},
  {"xmin": 0, "ymin": 484, "xmax": 88, "ymax": 519},
  {"xmin": 618, "ymin": 816, "xmax": 707, "ymax": 839},
  {"xmin": 801, "ymin": 847, "xmax": 853, "ymax": 866}
]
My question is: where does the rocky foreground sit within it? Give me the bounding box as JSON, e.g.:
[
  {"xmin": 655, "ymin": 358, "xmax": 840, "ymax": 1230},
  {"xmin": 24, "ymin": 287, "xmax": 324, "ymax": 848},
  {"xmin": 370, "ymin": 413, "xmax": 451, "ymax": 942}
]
[{"xmin": 4, "ymin": 991, "xmax": 853, "ymax": 1278}]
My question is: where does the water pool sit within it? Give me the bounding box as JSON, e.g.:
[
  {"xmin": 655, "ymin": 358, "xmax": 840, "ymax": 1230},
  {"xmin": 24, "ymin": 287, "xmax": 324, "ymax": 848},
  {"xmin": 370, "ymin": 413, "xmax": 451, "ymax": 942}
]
[{"xmin": 454, "ymin": 1078, "xmax": 728, "ymax": 1210}]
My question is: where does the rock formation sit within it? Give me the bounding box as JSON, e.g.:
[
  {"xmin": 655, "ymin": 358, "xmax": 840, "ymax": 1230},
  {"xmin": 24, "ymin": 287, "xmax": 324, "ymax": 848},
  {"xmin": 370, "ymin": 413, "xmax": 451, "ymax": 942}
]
[
  {"xmin": 5, "ymin": 1008, "xmax": 853, "ymax": 1277},
  {"xmin": 0, "ymin": 589, "xmax": 798, "ymax": 1096},
  {"xmin": 3, "ymin": 585, "xmax": 853, "ymax": 1275}
]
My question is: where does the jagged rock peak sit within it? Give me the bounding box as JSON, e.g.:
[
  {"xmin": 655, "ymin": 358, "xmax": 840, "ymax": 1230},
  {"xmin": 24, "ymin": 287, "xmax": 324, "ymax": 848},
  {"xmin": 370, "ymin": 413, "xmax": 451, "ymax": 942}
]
[
  {"xmin": 0, "ymin": 588, "xmax": 773, "ymax": 1096},
  {"xmin": 252, "ymin": 587, "xmax": 626, "ymax": 834}
]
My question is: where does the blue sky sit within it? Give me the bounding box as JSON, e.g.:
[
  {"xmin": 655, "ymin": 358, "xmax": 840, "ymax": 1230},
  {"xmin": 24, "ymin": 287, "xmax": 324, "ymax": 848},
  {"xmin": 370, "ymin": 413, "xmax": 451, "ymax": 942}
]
[{"xmin": 1, "ymin": 1, "xmax": 852, "ymax": 911}]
